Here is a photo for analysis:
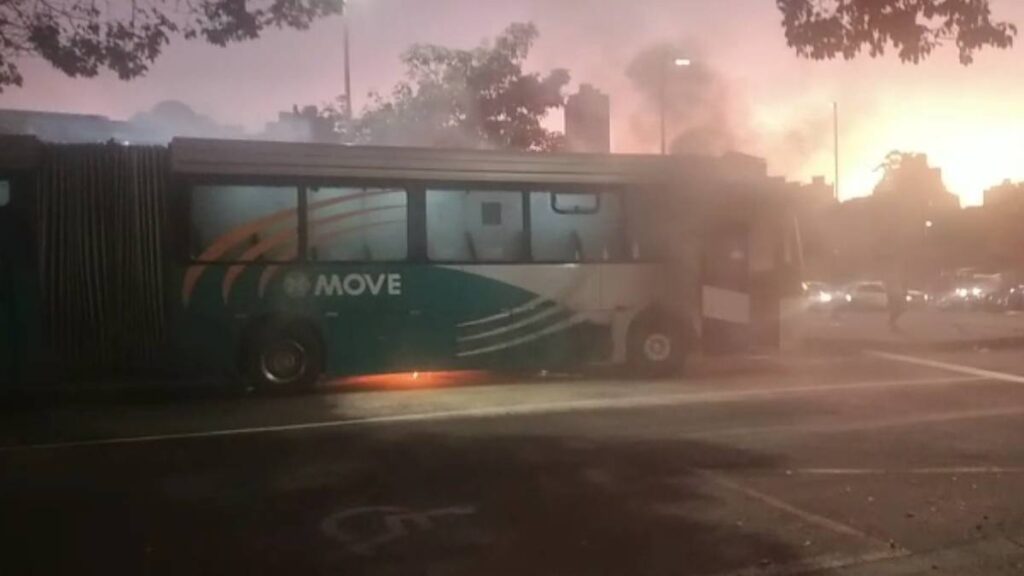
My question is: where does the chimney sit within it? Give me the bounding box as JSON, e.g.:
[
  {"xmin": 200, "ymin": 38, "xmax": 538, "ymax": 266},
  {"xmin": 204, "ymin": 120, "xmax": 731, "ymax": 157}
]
[{"xmin": 565, "ymin": 84, "xmax": 611, "ymax": 153}]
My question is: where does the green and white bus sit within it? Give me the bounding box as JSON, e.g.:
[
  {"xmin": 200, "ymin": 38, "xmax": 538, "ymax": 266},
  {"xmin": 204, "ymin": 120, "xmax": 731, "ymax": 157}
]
[{"xmin": 0, "ymin": 137, "xmax": 799, "ymax": 390}]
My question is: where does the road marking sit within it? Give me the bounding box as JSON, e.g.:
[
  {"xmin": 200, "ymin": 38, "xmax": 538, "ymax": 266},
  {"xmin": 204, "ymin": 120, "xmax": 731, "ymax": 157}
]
[
  {"xmin": 0, "ymin": 374, "xmax": 988, "ymax": 452},
  {"xmin": 695, "ymin": 404, "xmax": 1024, "ymax": 440},
  {"xmin": 779, "ymin": 466, "xmax": 1024, "ymax": 476},
  {"xmin": 321, "ymin": 505, "xmax": 476, "ymax": 555},
  {"xmin": 700, "ymin": 471, "xmax": 884, "ymax": 543},
  {"xmin": 707, "ymin": 549, "xmax": 911, "ymax": 576},
  {"xmin": 868, "ymin": 350, "xmax": 1024, "ymax": 384}
]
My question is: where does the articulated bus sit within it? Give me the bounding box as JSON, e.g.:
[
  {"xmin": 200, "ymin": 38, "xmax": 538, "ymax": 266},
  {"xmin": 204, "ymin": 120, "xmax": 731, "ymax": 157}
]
[{"xmin": 0, "ymin": 137, "xmax": 799, "ymax": 390}]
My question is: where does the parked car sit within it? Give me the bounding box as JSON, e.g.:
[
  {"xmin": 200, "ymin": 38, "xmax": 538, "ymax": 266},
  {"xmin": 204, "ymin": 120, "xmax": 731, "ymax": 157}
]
[
  {"xmin": 803, "ymin": 281, "xmax": 839, "ymax": 309},
  {"xmin": 982, "ymin": 284, "xmax": 1024, "ymax": 311},
  {"xmin": 843, "ymin": 281, "xmax": 888, "ymax": 309},
  {"xmin": 905, "ymin": 289, "xmax": 930, "ymax": 307}
]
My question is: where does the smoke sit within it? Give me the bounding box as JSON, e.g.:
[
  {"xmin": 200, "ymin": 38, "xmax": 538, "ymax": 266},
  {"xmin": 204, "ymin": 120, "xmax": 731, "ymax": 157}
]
[
  {"xmin": 621, "ymin": 40, "xmax": 832, "ymax": 177},
  {"xmin": 624, "ymin": 42, "xmax": 749, "ymax": 156},
  {"xmin": 126, "ymin": 100, "xmax": 246, "ymax": 143}
]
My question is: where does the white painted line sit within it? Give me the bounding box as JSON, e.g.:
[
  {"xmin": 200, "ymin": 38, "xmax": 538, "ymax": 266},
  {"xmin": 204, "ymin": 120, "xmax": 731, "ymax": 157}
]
[
  {"xmin": 781, "ymin": 466, "xmax": 1024, "ymax": 476},
  {"xmin": 698, "ymin": 404, "xmax": 1024, "ymax": 440},
  {"xmin": 0, "ymin": 374, "xmax": 988, "ymax": 453},
  {"xmin": 707, "ymin": 549, "xmax": 910, "ymax": 576},
  {"xmin": 700, "ymin": 471, "xmax": 883, "ymax": 544},
  {"xmin": 867, "ymin": 350, "xmax": 1024, "ymax": 384}
]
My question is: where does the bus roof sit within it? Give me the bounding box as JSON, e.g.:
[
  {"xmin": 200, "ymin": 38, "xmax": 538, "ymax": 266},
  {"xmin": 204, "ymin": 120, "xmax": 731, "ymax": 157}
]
[{"xmin": 170, "ymin": 137, "xmax": 676, "ymax": 186}]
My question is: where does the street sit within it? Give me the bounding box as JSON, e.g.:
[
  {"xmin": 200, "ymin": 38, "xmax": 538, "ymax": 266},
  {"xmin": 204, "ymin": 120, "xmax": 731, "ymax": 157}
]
[{"xmin": 2, "ymin": 350, "xmax": 1024, "ymax": 575}]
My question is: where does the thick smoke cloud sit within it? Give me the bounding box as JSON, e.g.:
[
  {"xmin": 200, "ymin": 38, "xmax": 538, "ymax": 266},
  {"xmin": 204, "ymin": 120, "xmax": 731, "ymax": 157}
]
[{"xmin": 625, "ymin": 42, "xmax": 745, "ymax": 156}]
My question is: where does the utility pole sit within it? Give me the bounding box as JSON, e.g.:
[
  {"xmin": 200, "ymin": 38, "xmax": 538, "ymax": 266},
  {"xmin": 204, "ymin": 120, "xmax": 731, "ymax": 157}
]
[
  {"xmin": 659, "ymin": 69, "xmax": 667, "ymax": 155},
  {"xmin": 833, "ymin": 101, "xmax": 839, "ymax": 201},
  {"xmin": 343, "ymin": 12, "xmax": 353, "ymax": 120},
  {"xmin": 659, "ymin": 57, "xmax": 691, "ymax": 155}
]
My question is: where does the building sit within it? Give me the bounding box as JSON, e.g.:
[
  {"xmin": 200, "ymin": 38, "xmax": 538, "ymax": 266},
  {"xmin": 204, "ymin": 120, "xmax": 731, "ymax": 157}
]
[
  {"xmin": 0, "ymin": 103, "xmax": 245, "ymax": 144},
  {"xmin": 0, "ymin": 109, "xmax": 128, "ymax": 143},
  {"xmin": 564, "ymin": 84, "xmax": 611, "ymax": 153},
  {"xmin": 983, "ymin": 180, "xmax": 1024, "ymax": 209}
]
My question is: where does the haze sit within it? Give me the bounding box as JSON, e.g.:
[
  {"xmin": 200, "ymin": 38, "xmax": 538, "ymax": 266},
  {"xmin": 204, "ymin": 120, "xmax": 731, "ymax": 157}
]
[{"xmin": 1, "ymin": 0, "xmax": 1021, "ymax": 205}]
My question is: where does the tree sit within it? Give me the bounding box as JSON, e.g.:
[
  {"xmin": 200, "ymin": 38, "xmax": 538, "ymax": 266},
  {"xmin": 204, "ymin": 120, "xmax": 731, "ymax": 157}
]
[
  {"xmin": 873, "ymin": 151, "xmax": 958, "ymax": 209},
  {"xmin": 335, "ymin": 22, "xmax": 569, "ymax": 151},
  {"xmin": 778, "ymin": 0, "xmax": 1017, "ymax": 65},
  {"xmin": 0, "ymin": 0, "xmax": 342, "ymax": 91}
]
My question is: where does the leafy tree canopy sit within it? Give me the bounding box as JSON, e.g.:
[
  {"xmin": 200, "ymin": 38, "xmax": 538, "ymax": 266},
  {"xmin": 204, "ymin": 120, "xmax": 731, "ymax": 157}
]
[
  {"xmin": 329, "ymin": 22, "xmax": 570, "ymax": 151},
  {"xmin": 778, "ymin": 0, "xmax": 1017, "ymax": 64},
  {"xmin": 0, "ymin": 0, "xmax": 342, "ymax": 90}
]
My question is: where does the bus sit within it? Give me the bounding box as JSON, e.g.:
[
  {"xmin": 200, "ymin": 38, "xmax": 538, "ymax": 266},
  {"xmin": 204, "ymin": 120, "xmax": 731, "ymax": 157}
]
[{"xmin": 0, "ymin": 137, "xmax": 800, "ymax": 390}]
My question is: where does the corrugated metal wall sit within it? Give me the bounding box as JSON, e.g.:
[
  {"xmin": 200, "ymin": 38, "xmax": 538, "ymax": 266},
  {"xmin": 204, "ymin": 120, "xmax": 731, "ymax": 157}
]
[{"xmin": 36, "ymin": 144, "xmax": 168, "ymax": 376}]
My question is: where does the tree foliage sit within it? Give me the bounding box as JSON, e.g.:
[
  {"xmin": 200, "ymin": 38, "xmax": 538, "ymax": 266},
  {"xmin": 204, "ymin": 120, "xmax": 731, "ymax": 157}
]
[
  {"xmin": 341, "ymin": 22, "xmax": 569, "ymax": 151},
  {"xmin": 0, "ymin": 0, "xmax": 343, "ymax": 91},
  {"xmin": 778, "ymin": 0, "xmax": 1017, "ymax": 64}
]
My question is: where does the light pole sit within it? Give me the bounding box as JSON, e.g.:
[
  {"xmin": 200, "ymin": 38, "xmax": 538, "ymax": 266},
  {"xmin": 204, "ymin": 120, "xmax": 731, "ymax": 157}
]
[
  {"xmin": 660, "ymin": 57, "xmax": 691, "ymax": 155},
  {"xmin": 342, "ymin": 6, "xmax": 353, "ymax": 120}
]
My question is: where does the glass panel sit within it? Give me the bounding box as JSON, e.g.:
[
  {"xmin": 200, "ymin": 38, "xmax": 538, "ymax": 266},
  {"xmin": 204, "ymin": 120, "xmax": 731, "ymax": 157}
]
[
  {"xmin": 552, "ymin": 192, "xmax": 599, "ymax": 214},
  {"xmin": 427, "ymin": 189, "xmax": 525, "ymax": 262},
  {"xmin": 307, "ymin": 187, "xmax": 407, "ymax": 262},
  {"xmin": 0, "ymin": 180, "xmax": 9, "ymax": 207},
  {"xmin": 623, "ymin": 192, "xmax": 665, "ymax": 261},
  {"xmin": 530, "ymin": 191, "xmax": 625, "ymax": 262},
  {"xmin": 190, "ymin": 185, "xmax": 299, "ymax": 262}
]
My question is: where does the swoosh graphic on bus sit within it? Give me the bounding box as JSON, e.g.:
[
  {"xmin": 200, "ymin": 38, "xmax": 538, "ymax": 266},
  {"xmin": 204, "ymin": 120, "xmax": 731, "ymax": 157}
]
[
  {"xmin": 456, "ymin": 315, "xmax": 589, "ymax": 357},
  {"xmin": 456, "ymin": 296, "xmax": 549, "ymax": 328},
  {"xmin": 456, "ymin": 269, "xmax": 593, "ymax": 328},
  {"xmin": 183, "ymin": 189, "xmax": 396, "ymax": 306},
  {"xmin": 457, "ymin": 304, "xmax": 564, "ymax": 343},
  {"xmin": 256, "ymin": 217, "xmax": 407, "ymax": 298},
  {"xmin": 221, "ymin": 206, "xmax": 403, "ymax": 302}
]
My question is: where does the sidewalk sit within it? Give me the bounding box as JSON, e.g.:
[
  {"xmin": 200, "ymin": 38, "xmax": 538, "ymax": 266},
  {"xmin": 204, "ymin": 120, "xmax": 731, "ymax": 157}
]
[{"xmin": 793, "ymin": 308, "xmax": 1024, "ymax": 352}]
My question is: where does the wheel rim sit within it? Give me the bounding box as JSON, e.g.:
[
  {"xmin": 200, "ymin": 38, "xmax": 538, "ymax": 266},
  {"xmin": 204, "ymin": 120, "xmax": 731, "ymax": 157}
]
[
  {"xmin": 260, "ymin": 340, "xmax": 307, "ymax": 385},
  {"xmin": 642, "ymin": 333, "xmax": 672, "ymax": 362}
]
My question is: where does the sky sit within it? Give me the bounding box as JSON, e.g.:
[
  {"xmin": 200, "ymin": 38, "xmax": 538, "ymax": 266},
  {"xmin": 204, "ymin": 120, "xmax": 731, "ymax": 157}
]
[{"xmin": 1, "ymin": 0, "xmax": 1022, "ymax": 206}]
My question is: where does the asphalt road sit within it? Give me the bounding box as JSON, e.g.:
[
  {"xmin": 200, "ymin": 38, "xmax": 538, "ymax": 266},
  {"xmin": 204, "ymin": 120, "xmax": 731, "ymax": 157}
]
[{"xmin": 2, "ymin": 350, "xmax": 1024, "ymax": 575}]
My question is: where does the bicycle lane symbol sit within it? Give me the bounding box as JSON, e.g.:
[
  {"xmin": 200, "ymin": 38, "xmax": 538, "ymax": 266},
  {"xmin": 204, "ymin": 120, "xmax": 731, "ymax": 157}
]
[{"xmin": 320, "ymin": 505, "xmax": 478, "ymax": 556}]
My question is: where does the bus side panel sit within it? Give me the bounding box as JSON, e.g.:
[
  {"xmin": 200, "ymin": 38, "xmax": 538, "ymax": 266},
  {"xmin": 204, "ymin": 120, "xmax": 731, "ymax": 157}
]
[{"xmin": 446, "ymin": 264, "xmax": 608, "ymax": 370}]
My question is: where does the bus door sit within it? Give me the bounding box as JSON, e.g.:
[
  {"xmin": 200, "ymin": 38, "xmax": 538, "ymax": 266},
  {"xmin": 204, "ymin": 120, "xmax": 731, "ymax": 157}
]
[
  {"xmin": 304, "ymin": 185, "xmax": 413, "ymax": 374},
  {"xmin": 0, "ymin": 179, "xmax": 13, "ymax": 384},
  {"xmin": 0, "ymin": 177, "xmax": 34, "ymax": 386},
  {"xmin": 423, "ymin": 188, "xmax": 540, "ymax": 369},
  {"xmin": 701, "ymin": 221, "xmax": 751, "ymax": 354}
]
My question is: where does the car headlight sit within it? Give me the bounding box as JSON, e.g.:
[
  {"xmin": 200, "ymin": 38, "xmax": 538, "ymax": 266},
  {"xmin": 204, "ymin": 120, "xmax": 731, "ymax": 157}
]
[
  {"xmin": 845, "ymin": 294, "xmax": 853, "ymax": 302},
  {"xmin": 819, "ymin": 292, "xmax": 833, "ymax": 303},
  {"xmin": 956, "ymin": 288, "xmax": 968, "ymax": 298},
  {"xmin": 905, "ymin": 294, "xmax": 913, "ymax": 302},
  {"xmin": 972, "ymin": 287, "xmax": 983, "ymax": 297}
]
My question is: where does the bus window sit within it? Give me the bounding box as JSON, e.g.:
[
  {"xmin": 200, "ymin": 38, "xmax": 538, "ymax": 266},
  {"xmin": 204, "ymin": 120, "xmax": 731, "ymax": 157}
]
[
  {"xmin": 0, "ymin": 180, "xmax": 9, "ymax": 207},
  {"xmin": 190, "ymin": 185, "xmax": 298, "ymax": 262},
  {"xmin": 623, "ymin": 193, "xmax": 667, "ymax": 261},
  {"xmin": 552, "ymin": 192, "xmax": 600, "ymax": 214},
  {"xmin": 427, "ymin": 189, "xmax": 525, "ymax": 262},
  {"xmin": 530, "ymin": 191, "xmax": 625, "ymax": 262},
  {"xmin": 307, "ymin": 187, "xmax": 407, "ymax": 262}
]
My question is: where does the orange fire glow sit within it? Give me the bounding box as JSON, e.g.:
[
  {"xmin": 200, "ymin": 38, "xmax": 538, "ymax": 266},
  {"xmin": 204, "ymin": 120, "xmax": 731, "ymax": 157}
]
[{"xmin": 330, "ymin": 370, "xmax": 495, "ymax": 389}]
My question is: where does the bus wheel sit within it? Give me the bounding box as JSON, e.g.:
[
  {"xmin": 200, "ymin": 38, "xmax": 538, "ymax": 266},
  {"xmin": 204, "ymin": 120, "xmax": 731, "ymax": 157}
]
[
  {"xmin": 247, "ymin": 321, "xmax": 323, "ymax": 391},
  {"xmin": 628, "ymin": 320, "xmax": 684, "ymax": 377}
]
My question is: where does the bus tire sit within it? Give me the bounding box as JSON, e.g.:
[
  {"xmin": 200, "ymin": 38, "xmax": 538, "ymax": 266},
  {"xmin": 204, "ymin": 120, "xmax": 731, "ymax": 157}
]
[
  {"xmin": 628, "ymin": 318, "xmax": 685, "ymax": 378},
  {"xmin": 245, "ymin": 320, "xmax": 324, "ymax": 392}
]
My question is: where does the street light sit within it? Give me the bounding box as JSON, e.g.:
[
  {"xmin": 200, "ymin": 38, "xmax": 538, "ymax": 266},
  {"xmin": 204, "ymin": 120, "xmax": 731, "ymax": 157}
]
[
  {"xmin": 342, "ymin": 6, "xmax": 352, "ymax": 120},
  {"xmin": 660, "ymin": 57, "xmax": 691, "ymax": 155}
]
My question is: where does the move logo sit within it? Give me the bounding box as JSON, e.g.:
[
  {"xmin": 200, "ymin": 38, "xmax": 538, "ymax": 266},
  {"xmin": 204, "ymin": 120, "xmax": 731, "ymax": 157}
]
[{"xmin": 313, "ymin": 273, "xmax": 403, "ymax": 297}]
